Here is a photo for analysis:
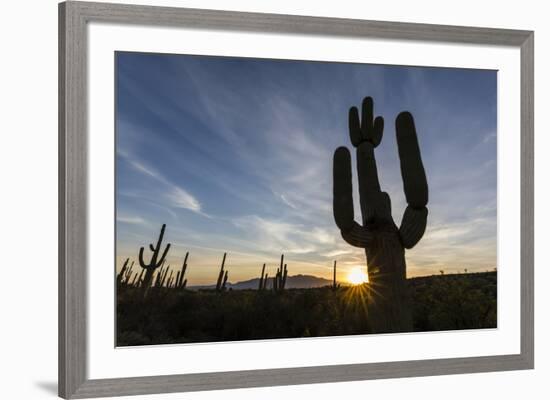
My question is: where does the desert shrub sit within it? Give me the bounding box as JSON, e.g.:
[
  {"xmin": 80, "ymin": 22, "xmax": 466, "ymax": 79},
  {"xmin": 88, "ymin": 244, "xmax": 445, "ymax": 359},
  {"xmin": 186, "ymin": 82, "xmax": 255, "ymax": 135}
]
[{"xmin": 117, "ymin": 272, "xmax": 497, "ymax": 346}]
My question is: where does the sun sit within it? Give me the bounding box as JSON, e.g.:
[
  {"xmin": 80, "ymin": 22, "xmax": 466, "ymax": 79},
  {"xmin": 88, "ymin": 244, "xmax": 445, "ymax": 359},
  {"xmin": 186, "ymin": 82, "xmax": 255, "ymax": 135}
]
[{"xmin": 347, "ymin": 267, "xmax": 368, "ymax": 285}]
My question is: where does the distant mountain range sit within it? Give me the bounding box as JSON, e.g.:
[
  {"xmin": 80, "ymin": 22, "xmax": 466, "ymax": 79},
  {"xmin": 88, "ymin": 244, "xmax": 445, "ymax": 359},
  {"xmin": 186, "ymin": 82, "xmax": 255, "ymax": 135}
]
[{"xmin": 189, "ymin": 274, "xmax": 335, "ymax": 290}]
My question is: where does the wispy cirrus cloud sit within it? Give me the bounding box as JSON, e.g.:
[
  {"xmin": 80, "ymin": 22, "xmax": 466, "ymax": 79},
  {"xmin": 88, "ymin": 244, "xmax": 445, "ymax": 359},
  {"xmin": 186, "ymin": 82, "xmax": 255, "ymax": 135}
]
[
  {"xmin": 118, "ymin": 150, "xmax": 203, "ymax": 214},
  {"xmin": 167, "ymin": 187, "xmax": 201, "ymax": 212}
]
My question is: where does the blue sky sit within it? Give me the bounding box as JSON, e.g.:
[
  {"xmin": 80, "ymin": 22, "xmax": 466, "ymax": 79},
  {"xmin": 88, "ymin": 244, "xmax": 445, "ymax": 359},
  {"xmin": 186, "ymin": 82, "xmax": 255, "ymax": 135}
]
[{"xmin": 115, "ymin": 51, "xmax": 497, "ymax": 285}]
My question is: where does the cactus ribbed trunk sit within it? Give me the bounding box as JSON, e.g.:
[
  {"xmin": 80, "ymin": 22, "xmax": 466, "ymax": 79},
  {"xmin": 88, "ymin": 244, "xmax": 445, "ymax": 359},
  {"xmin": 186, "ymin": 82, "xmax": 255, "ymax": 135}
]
[{"xmin": 365, "ymin": 231, "xmax": 412, "ymax": 332}]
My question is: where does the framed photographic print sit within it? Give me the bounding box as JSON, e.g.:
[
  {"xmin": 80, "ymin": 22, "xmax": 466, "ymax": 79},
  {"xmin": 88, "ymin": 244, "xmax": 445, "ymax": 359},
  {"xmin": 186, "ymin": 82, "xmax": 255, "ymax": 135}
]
[{"xmin": 59, "ymin": 1, "xmax": 534, "ymax": 398}]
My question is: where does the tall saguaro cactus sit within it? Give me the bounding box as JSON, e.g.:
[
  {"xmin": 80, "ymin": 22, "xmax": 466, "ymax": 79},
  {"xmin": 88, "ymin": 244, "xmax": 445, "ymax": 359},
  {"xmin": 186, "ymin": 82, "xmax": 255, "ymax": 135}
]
[
  {"xmin": 333, "ymin": 97, "xmax": 428, "ymax": 333},
  {"xmin": 138, "ymin": 224, "xmax": 171, "ymax": 292}
]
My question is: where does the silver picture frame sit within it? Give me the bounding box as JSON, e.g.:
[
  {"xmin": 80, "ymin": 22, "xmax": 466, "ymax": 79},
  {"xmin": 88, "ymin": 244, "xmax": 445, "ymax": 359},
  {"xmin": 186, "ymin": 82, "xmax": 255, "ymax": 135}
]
[{"xmin": 59, "ymin": 1, "xmax": 534, "ymax": 398}]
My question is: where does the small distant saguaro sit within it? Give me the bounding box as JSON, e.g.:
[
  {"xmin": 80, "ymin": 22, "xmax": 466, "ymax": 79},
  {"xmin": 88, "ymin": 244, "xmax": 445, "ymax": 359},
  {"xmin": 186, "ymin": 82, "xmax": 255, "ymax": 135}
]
[
  {"xmin": 216, "ymin": 252, "xmax": 229, "ymax": 292},
  {"xmin": 117, "ymin": 258, "xmax": 135, "ymax": 287},
  {"xmin": 258, "ymin": 263, "xmax": 268, "ymax": 290},
  {"xmin": 138, "ymin": 224, "xmax": 171, "ymax": 295},
  {"xmin": 332, "ymin": 260, "xmax": 338, "ymax": 291},
  {"xmin": 175, "ymin": 251, "xmax": 189, "ymax": 290},
  {"xmin": 273, "ymin": 254, "xmax": 288, "ymax": 292}
]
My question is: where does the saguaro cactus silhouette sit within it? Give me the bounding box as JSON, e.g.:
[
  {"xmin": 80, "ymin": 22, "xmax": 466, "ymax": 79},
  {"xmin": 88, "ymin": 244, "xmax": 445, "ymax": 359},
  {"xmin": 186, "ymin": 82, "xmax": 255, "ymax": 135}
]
[
  {"xmin": 175, "ymin": 252, "xmax": 189, "ymax": 289},
  {"xmin": 258, "ymin": 263, "xmax": 267, "ymax": 290},
  {"xmin": 273, "ymin": 254, "xmax": 288, "ymax": 292},
  {"xmin": 332, "ymin": 260, "xmax": 338, "ymax": 291},
  {"xmin": 117, "ymin": 258, "xmax": 130, "ymax": 286},
  {"xmin": 138, "ymin": 224, "xmax": 171, "ymax": 292},
  {"xmin": 333, "ymin": 97, "xmax": 428, "ymax": 333},
  {"xmin": 216, "ymin": 253, "xmax": 229, "ymax": 292}
]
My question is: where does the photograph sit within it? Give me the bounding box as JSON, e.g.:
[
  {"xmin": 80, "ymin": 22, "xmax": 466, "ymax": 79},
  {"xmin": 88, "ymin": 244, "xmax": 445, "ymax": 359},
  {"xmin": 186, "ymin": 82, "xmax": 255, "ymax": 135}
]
[{"xmin": 115, "ymin": 51, "xmax": 497, "ymax": 346}]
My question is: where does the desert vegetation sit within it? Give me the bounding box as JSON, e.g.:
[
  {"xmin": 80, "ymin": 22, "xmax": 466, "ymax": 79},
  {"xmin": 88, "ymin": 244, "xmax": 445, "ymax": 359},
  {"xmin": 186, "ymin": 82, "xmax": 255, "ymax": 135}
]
[{"xmin": 116, "ymin": 223, "xmax": 496, "ymax": 346}]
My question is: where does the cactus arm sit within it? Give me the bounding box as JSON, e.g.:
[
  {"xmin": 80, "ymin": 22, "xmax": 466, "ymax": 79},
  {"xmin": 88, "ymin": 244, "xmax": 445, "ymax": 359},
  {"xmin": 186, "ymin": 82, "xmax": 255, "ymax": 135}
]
[
  {"xmin": 399, "ymin": 206, "xmax": 428, "ymax": 249},
  {"xmin": 149, "ymin": 244, "xmax": 155, "ymax": 252},
  {"xmin": 333, "ymin": 146, "xmax": 357, "ymax": 232},
  {"xmin": 158, "ymin": 243, "xmax": 171, "ymax": 266},
  {"xmin": 395, "ymin": 111, "xmax": 429, "ymax": 248},
  {"xmin": 395, "ymin": 112, "xmax": 428, "ymax": 208},
  {"xmin": 372, "ymin": 117, "xmax": 384, "ymax": 147},
  {"xmin": 333, "ymin": 146, "xmax": 373, "ymax": 248},
  {"xmin": 138, "ymin": 246, "xmax": 149, "ymax": 269},
  {"xmin": 156, "ymin": 223, "xmax": 167, "ymax": 248},
  {"xmin": 340, "ymin": 222, "xmax": 373, "ymax": 248}
]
